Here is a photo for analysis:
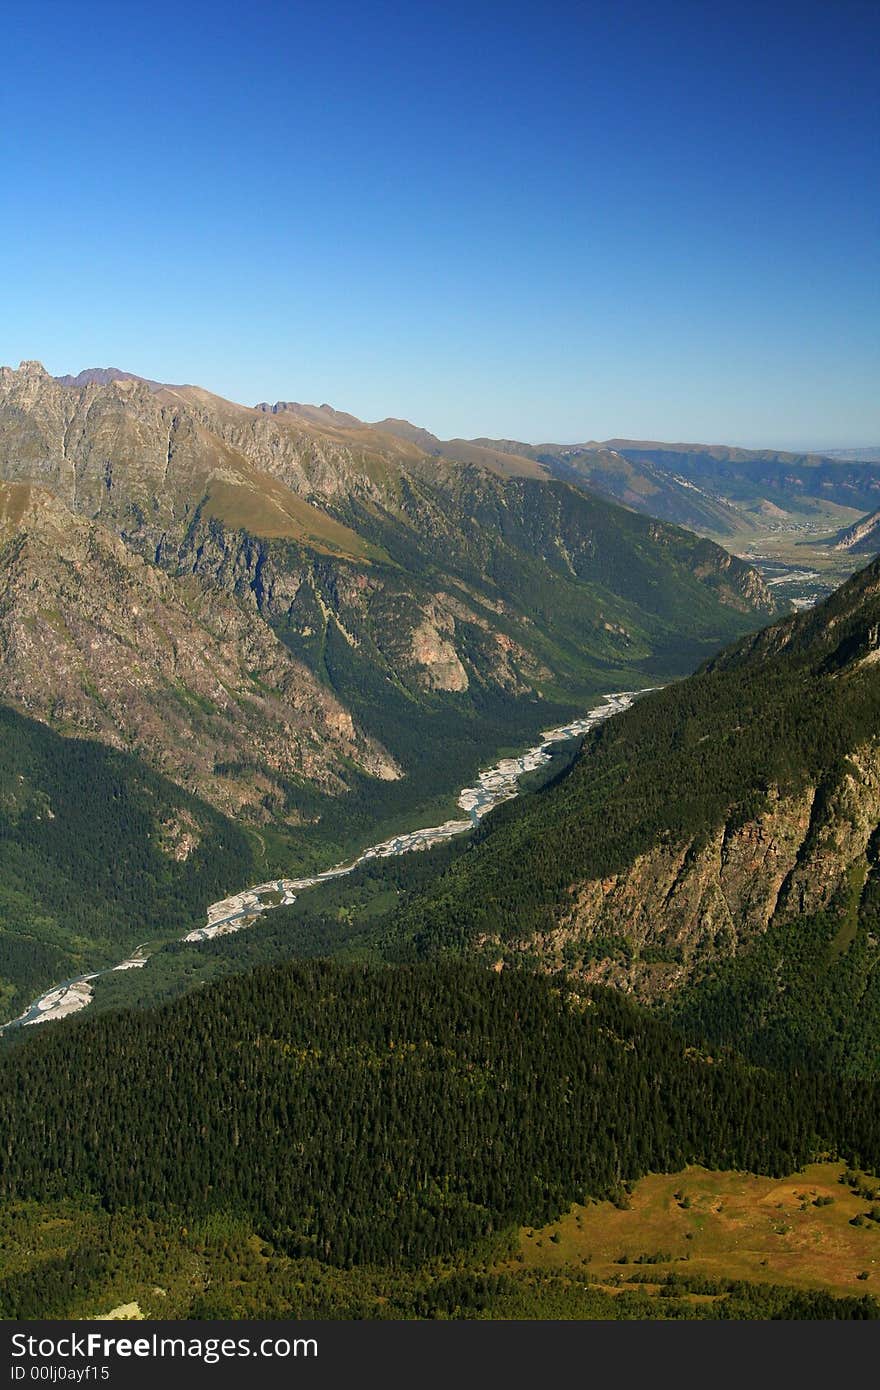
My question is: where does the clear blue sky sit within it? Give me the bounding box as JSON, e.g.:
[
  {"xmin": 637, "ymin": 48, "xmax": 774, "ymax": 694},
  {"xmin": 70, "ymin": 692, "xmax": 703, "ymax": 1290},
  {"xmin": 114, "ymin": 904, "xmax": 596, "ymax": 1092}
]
[{"xmin": 3, "ymin": 0, "xmax": 878, "ymax": 448}]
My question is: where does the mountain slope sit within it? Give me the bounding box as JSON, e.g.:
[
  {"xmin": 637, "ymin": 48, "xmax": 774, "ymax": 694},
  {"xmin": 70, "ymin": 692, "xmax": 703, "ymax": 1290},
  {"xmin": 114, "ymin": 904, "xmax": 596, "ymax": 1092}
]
[
  {"xmin": 370, "ymin": 421, "xmax": 880, "ymax": 565},
  {"xmin": 0, "ymin": 701, "xmax": 256, "ymax": 1021},
  {"xmin": 0, "ymin": 362, "xmax": 777, "ymax": 811},
  {"xmin": 392, "ymin": 557, "xmax": 880, "ymax": 1073},
  {"xmin": 0, "ymin": 482, "xmax": 397, "ymax": 816},
  {"xmin": 830, "ymin": 505, "xmax": 880, "ymax": 554}
]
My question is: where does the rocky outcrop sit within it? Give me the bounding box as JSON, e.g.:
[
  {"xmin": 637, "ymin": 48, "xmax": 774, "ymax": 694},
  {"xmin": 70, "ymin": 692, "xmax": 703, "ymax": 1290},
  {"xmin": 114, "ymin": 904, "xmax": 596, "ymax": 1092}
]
[
  {"xmin": 0, "ymin": 484, "xmax": 399, "ymax": 817},
  {"xmin": 832, "ymin": 506, "xmax": 880, "ymax": 554},
  {"xmin": 777, "ymin": 746, "xmax": 880, "ymax": 919},
  {"xmin": 410, "ymin": 608, "xmax": 469, "ymax": 692},
  {"xmin": 499, "ymin": 743, "xmax": 880, "ymax": 1001}
]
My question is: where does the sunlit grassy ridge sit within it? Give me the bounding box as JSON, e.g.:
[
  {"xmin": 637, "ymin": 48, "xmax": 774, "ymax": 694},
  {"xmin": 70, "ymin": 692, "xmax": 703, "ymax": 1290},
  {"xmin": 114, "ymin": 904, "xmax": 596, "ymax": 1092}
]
[{"xmin": 516, "ymin": 1164, "xmax": 880, "ymax": 1298}]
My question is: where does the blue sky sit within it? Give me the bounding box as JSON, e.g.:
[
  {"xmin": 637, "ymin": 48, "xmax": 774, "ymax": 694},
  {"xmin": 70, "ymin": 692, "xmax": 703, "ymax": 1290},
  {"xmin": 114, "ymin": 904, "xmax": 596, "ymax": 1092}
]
[{"xmin": 3, "ymin": 0, "xmax": 878, "ymax": 447}]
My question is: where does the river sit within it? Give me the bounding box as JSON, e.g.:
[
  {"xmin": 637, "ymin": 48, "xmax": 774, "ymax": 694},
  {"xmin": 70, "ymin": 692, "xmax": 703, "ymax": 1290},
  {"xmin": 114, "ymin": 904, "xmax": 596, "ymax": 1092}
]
[{"xmin": 1, "ymin": 689, "xmax": 640, "ymax": 1033}]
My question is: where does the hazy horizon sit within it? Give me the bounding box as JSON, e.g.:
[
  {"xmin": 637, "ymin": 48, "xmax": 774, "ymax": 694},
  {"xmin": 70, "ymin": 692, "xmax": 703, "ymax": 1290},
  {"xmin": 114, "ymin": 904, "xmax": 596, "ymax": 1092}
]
[{"xmin": 3, "ymin": 354, "xmax": 874, "ymax": 457}]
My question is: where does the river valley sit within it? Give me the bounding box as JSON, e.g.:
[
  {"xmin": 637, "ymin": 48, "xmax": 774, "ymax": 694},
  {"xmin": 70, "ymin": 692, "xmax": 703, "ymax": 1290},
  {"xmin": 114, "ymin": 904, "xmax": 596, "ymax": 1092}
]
[{"xmin": 2, "ymin": 690, "xmax": 640, "ymax": 1033}]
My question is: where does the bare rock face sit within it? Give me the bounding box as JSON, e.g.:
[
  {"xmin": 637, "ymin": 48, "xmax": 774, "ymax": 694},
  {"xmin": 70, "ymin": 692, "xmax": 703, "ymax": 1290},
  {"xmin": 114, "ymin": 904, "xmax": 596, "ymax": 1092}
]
[
  {"xmin": 0, "ymin": 483, "xmax": 399, "ymax": 817},
  {"xmin": 410, "ymin": 607, "xmax": 469, "ymax": 692},
  {"xmin": 776, "ymin": 746, "xmax": 880, "ymax": 920},
  {"xmin": 499, "ymin": 743, "xmax": 880, "ymax": 1001}
]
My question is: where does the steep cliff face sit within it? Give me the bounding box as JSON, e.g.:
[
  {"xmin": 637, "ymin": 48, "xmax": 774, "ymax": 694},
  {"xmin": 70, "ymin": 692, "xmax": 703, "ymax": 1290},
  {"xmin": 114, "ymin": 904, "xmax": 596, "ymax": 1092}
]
[{"xmin": 523, "ymin": 745, "xmax": 880, "ymax": 1002}]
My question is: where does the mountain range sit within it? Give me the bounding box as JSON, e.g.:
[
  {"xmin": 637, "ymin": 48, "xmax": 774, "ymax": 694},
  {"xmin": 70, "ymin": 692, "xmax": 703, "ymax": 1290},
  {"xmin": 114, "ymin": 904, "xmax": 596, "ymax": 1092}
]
[
  {"xmin": 362, "ymin": 419, "xmax": 880, "ymax": 541},
  {"xmin": 0, "ymin": 358, "xmax": 787, "ymax": 1018},
  {"xmin": 2, "ymin": 359, "xmax": 880, "ymax": 1319},
  {"xmin": 0, "ymin": 361, "xmax": 775, "ymax": 816},
  {"xmin": 38, "ymin": 364, "xmax": 880, "ymax": 539}
]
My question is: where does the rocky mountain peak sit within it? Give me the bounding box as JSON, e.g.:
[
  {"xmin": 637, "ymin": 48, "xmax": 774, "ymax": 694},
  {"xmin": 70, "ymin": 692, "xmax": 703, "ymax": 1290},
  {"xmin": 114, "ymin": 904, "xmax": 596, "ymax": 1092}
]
[
  {"xmin": 0, "ymin": 360, "xmax": 49, "ymax": 381},
  {"xmin": 254, "ymin": 401, "xmax": 363, "ymax": 428},
  {"xmin": 54, "ymin": 367, "xmax": 163, "ymax": 390}
]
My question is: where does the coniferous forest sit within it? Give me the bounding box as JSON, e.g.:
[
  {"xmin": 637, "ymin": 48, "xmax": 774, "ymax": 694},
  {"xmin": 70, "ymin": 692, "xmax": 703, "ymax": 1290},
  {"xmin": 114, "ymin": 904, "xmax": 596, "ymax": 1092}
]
[
  {"xmin": 2, "ymin": 959, "xmax": 880, "ymax": 1319},
  {"xmin": 0, "ymin": 704, "xmax": 256, "ymax": 1021}
]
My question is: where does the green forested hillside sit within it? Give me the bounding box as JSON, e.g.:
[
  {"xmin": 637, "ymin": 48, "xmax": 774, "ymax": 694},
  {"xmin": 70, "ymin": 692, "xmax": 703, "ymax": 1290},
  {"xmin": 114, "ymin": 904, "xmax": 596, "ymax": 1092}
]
[
  {"xmin": 2, "ymin": 961, "xmax": 878, "ymax": 1299},
  {"xmin": 0, "ymin": 704, "xmax": 255, "ymax": 1021},
  {"xmin": 378, "ymin": 558, "xmax": 880, "ymax": 1074},
  {"xmin": 669, "ymin": 903, "xmax": 880, "ymax": 1077},
  {"xmin": 390, "ymin": 559, "xmax": 880, "ymax": 950}
]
